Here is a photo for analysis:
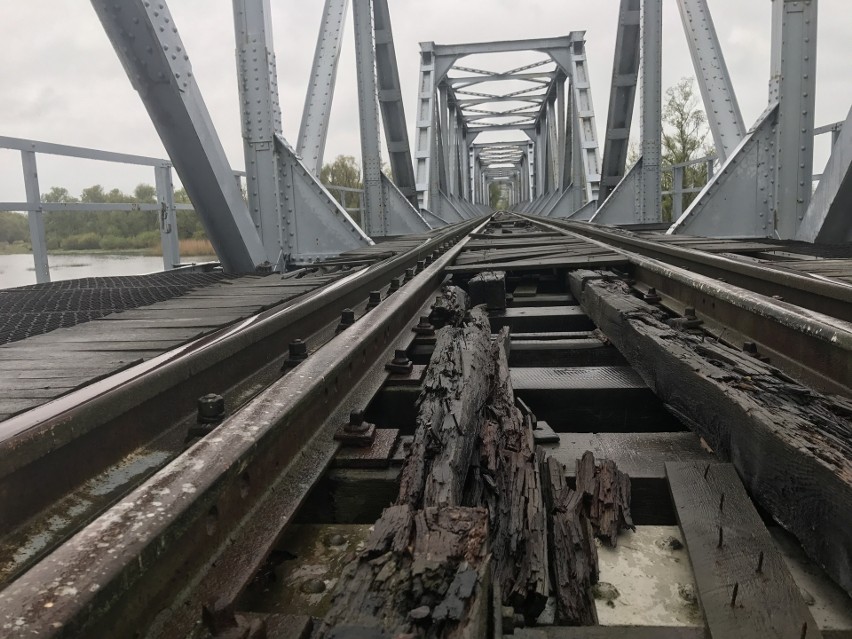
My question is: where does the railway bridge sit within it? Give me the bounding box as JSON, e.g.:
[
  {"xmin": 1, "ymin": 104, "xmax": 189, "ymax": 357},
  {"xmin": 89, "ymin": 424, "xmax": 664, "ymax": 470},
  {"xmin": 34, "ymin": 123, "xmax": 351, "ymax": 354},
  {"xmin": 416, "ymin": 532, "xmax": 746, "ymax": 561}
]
[{"xmin": 0, "ymin": 1, "xmax": 851, "ymax": 637}]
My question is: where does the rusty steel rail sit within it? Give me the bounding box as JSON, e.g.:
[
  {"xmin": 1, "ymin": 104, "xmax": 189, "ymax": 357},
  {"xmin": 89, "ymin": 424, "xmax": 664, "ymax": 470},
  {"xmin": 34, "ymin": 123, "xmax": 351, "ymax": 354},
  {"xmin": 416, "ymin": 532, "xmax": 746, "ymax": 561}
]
[
  {"xmin": 0, "ymin": 219, "xmax": 489, "ymax": 638},
  {"xmin": 0, "ymin": 217, "xmax": 484, "ymax": 586},
  {"xmin": 553, "ymin": 220, "xmax": 852, "ymax": 323},
  {"xmin": 523, "ymin": 216, "xmax": 852, "ymax": 396}
]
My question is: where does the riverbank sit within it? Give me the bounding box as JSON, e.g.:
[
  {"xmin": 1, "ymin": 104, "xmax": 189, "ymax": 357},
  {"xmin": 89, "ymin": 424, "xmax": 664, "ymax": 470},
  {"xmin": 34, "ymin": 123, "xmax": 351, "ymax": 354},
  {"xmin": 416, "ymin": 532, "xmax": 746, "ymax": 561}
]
[{"xmin": 0, "ymin": 238, "xmax": 216, "ymax": 258}]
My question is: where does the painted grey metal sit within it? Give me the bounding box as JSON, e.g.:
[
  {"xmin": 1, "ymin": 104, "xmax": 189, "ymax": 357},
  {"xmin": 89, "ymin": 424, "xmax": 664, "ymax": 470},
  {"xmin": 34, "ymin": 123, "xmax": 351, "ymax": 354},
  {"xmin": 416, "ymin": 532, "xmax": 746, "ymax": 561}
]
[
  {"xmin": 600, "ymin": 0, "xmax": 641, "ymax": 202},
  {"xmin": 676, "ymin": 0, "xmax": 746, "ymax": 162},
  {"xmin": 414, "ymin": 43, "xmax": 438, "ymax": 211},
  {"xmin": 155, "ymin": 164, "xmax": 180, "ymax": 271},
  {"xmin": 670, "ymin": 0, "xmax": 818, "ymax": 239},
  {"xmin": 0, "ymin": 136, "xmax": 168, "ymax": 167},
  {"xmin": 772, "ymin": 0, "xmax": 818, "ymax": 239},
  {"xmin": 297, "ymin": 0, "xmax": 349, "ymax": 177},
  {"xmin": 640, "ymin": 0, "xmax": 663, "ymax": 224},
  {"xmin": 591, "ymin": 157, "xmax": 643, "ymax": 225},
  {"xmin": 233, "ymin": 0, "xmax": 286, "ymax": 269},
  {"xmin": 797, "ymin": 106, "xmax": 852, "ymax": 243},
  {"xmin": 274, "ymin": 134, "xmax": 372, "ymax": 263},
  {"xmin": 372, "ymin": 0, "xmax": 418, "ymax": 206},
  {"xmin": 20, "ymin": 151, "xmax": 50, "ymax": 284},
  {"xmin": 90, "ymin": 0, "xmax": 267, "ymax": 273},
  {"xmin": 567, "ymin": 32, "xmax": 602, "ymax": 204},
  {"xmin": 352, "ymin": 0, "xmax": 388, "ymax": 237},
  {"xmin": 669, "ymin": 106, "xmax": 779, "ymax": 237}
]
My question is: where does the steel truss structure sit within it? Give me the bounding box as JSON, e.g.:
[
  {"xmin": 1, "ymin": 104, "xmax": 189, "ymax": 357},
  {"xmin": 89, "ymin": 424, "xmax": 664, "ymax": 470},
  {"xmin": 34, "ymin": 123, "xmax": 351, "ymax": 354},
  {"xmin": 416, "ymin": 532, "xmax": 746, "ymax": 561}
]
[
  {"xmin": 86, "ymin": 0, "xmax": 850, "ymax": 275},
  {"xmin": 417, "ymin": 35, "xmax": 603, "ymax": 221}
]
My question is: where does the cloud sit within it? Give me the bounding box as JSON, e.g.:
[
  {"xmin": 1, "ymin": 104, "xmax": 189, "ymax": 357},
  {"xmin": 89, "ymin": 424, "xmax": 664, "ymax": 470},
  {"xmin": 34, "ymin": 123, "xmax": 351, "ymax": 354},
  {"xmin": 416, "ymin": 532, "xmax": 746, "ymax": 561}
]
[{"xmin": 0, "ymin": 0, "xmax": 849, "ymax": 198}]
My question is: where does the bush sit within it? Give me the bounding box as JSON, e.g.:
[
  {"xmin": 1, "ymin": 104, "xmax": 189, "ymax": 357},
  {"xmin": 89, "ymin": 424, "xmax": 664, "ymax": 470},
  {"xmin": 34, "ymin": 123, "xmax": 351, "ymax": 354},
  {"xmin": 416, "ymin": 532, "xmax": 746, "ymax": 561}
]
[
  {"xmin": 61, "ymin": 233, "xmax": 101, "ymax": 250},
  {"xmin": 100, "ymin": 235, "xmax": 134, "ymax": 251}
]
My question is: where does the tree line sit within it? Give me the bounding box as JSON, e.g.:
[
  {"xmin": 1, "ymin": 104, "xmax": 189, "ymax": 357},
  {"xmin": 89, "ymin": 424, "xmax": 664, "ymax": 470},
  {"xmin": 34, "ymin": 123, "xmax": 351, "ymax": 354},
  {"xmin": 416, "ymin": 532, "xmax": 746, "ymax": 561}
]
[{"xmin": 0, "ymin": 77, "xmax": 710, "ymax": 249}]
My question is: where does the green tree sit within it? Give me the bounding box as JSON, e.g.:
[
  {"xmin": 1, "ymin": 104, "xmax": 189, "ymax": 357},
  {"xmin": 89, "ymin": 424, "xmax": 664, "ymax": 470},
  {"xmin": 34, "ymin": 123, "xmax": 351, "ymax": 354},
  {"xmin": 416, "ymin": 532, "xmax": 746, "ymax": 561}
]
[
  {"xmin": 489, "ymin": 182, "xmax": 507, "ymax": 210},
  {"xmin": 0, "ymin": 212, "xmax": 30, "ymax": 244},
  {"xmin": 661, "ymin": 77, "xmax": 712, "ymax": 221},
  {"xmin": 321, "ymin": 155, "xmax": 363, "ymax": 225}
]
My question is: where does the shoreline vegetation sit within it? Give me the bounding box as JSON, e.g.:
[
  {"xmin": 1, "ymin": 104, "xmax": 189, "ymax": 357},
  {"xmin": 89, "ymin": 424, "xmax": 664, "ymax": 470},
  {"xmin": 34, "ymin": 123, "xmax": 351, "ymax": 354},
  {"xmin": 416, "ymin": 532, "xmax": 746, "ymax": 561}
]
[{"xmin": 0, "ymin": 237, "xmax": 216, "ymax": 258}]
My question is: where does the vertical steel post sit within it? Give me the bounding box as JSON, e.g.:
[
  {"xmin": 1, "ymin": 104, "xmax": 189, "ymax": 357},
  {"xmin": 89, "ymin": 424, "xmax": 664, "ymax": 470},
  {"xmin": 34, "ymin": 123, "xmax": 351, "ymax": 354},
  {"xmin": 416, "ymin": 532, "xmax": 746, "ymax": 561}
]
[
  {"xmin": 20, "ymin": 150, "xmax": 50, "ymax": 284},
  {"xmin": 155, "ymin": 164, "xmax": 180, "ymax": 270},
  {"xmin": 372, "ymin": 0, "xmax": 418, "ymax": 205},
  {"xmin": 557, "ymin": 77, "xmax": 568, "ymax": 191},
  {"xmin": 352, "ymin": 0, "xmax": 387, "ymax": 236},
  {"xmin": 640, "ymin": 0, "xmax": 663, "ymax": 223},
  {"xmin": 672, "ymin": 164, "xmax": 684, "ymax": 221},
  {"xmin": 528, "ymin": 142, "xmax": 536, "ymax": 200},
  {"xmin": 233, "ymin": 0, "xmax": 285, "ymax": 268},
  {"xmin": 414, "ymin": 44, "xmax": 438, "ymax": 210},
  {"xmin": 772, "ymin": 0, "xmax": 818, "ymax": 239},
  {"xmin": 298, "ymin": 0, "xmax": 350, "ymax": 177}
]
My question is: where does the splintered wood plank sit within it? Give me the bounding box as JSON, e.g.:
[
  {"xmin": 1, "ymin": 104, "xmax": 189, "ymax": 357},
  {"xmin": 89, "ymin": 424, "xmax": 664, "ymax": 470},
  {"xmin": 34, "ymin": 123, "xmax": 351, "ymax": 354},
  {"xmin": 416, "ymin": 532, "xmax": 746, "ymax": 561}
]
[
  {"xmin": 571, "ymin": 270, "xmax": 852, "ymax": 596},
  {"xmin": 666, "ymin": 462, "xmax": 820, "ymax": 639}
]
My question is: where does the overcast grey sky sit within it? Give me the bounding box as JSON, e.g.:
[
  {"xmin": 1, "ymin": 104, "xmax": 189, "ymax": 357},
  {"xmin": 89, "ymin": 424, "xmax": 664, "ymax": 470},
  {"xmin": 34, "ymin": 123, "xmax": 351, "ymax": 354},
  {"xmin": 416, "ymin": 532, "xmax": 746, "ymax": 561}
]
[{"xmin": 0, "ymin": 0, "xmax": 849, "ymax": 200}]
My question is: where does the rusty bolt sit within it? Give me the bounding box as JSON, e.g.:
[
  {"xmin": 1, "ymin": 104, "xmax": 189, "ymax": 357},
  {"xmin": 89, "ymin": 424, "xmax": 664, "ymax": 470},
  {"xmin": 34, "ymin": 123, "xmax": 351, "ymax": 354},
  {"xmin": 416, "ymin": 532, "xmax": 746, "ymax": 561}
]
[
  {"xmin": 413, "ymin": 316, "xmax": 436, "ymax": 336},
  {"xmin": 345, "ymin": 410, "xmax": 371, "ymax": 434},
  {"xmin": 387, "ymin": 277, "xmax": 402, "ymax": 295},
  {"xmin": 197, "ymin": 394, "xmax": 225, "ymax": 424},
  {"xmin": 366, "ymin": 291, "xmax": 382, "ymax": 311},
  {"xmin": 643, "ymin": 287, "xmax": 662, "ymax": 304},
  {"xmin": 386, "ymin": 349, "xmax": 413, "ymax": 374},
  {"xmin": 336, "ymin": 308, "xmax": 356, "ymax": 334},
  {"xmin": 404, "ymin": 267, "xmax": 416, "ymax": 283},
  {"xmin": 416, "ymin": 259, "xmax": 426, "ymax": 273}
]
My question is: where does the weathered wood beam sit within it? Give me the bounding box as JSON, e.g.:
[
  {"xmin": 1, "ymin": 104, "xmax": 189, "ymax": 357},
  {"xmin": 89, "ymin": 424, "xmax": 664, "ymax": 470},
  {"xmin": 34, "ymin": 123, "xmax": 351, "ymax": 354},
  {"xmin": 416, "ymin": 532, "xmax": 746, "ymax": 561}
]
[
  {"xmin": 570, "ymin": 270, "xmax": 852, "ymax": 596},
  {"xmin": 397, "ymin": 307, "xmax": 494, "ymax": 509},
  {"xmin": 320, "ymin": 505, "xmax": 491, "ymax": 638}
]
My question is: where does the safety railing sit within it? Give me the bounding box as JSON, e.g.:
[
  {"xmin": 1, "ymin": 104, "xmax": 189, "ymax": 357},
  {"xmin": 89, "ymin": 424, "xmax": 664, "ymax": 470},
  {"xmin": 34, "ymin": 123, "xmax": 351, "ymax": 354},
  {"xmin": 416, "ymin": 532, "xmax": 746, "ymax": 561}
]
[
  {"xmin": 324, "ymin": 184, "xmax": 364, "ymax": 224},
  {"xmin": 0, "ymin": 136, "xmax": 196, "ymax": 283},
  {"xmin": 661, "ymin": 156, "xmax": 718, "ymax": 221},
  {"xmin": 662, "ymin": 119, "xmax": 844, "ymax": 220}
]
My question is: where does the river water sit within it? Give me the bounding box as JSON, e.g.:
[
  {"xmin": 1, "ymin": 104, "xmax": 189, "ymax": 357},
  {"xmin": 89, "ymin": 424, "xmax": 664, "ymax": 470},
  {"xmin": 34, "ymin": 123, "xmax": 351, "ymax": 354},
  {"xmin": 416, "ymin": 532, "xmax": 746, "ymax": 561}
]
[{"xmin": 0, "ymin": 254, "xmax": 215, "ymax": 290}]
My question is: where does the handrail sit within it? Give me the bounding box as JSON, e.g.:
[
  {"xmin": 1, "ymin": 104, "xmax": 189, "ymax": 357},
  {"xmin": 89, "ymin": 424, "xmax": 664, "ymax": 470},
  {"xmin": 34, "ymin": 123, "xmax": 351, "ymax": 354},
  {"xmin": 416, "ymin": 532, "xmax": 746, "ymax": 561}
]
[{"xmin": 0, "ymin": 136, "xmax": 241, "ymax": 283}]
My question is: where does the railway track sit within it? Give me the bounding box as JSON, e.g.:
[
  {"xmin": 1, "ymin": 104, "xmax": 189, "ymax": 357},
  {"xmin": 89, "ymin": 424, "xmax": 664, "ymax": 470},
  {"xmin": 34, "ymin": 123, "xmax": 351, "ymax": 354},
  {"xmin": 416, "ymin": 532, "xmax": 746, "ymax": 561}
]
[{"xmin": 1, "ymin": 213, "xmax": 850, "ymax": 638}]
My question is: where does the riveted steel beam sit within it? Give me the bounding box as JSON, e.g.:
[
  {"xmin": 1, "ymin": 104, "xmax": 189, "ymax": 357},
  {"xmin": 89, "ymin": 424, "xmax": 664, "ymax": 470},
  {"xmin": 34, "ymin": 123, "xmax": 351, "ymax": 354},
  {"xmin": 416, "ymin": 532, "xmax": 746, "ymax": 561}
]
[
  {"xmin": 91, "ymin": 0, "xmax": 267, "ymax": 273},
  {"xmin": 297, "ymin": 0, "xmax": 349, "ymax": 177}
]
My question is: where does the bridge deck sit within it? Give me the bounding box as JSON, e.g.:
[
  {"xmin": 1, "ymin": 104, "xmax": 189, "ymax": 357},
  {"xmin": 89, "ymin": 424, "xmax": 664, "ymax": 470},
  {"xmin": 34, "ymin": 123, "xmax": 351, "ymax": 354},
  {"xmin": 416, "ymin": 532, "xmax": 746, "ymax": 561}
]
[
  {"xmin": 1, "ymin": 231, "xmax": 850, "ymax": 424},
  {"xmin": 0, "ymin": 233, "xmax": 439, "ymax": 422}
]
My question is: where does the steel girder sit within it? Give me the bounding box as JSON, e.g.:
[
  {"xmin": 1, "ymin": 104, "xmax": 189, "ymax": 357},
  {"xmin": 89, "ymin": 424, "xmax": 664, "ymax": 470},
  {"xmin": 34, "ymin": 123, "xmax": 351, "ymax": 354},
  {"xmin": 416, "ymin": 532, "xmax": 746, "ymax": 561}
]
[
  {"xmin": 796, "ymin": 107, "xmax": 851, "ymax": 243},
  {"xmin": 592, "ymin": 0, "xmax": 663, "ymax": 226},
  {"xmin": 416, "ymin": 34, "xmax": 601, "ymax": 219},
  {"xmin": 676, "ymin": 0, "xmax": 746, "ymax": 162},
  {"xmin": 600, "ymin": 0, "xmax": 641, "ymax": 202},
  {"xmin": 372, "ymin": 0, "xmax": 419, "ymax": 206},
  {"xmin": 233, "ymin": 0, "xmax": 287, "ymax": 267},
  {"xmin": 670, "ymin": 0, "xmax": 818, "ymax": 239},
  {"xmin": 235, "ymin": 0, "xmax": 370, "ymax": 265},
  {"xmin": 297, "ymin": 0, "xmax": 349, "ymax": 177},
  {"xmin": 91, "ymin": 0, "xmax": 268, "ymax": 273}
]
